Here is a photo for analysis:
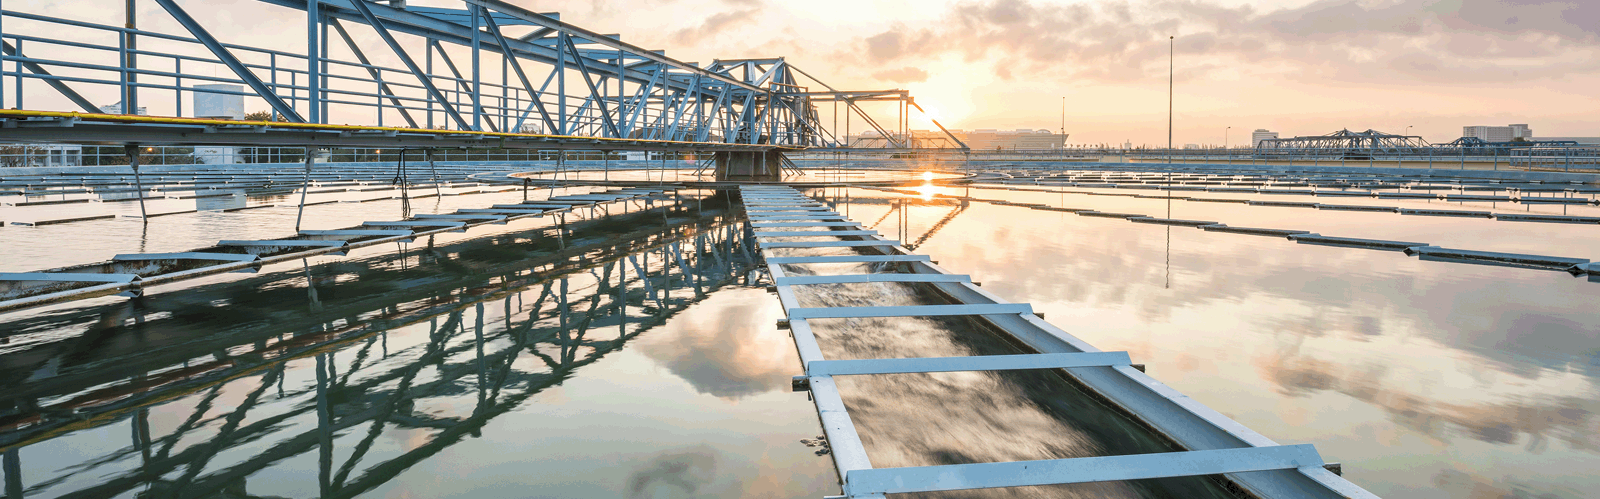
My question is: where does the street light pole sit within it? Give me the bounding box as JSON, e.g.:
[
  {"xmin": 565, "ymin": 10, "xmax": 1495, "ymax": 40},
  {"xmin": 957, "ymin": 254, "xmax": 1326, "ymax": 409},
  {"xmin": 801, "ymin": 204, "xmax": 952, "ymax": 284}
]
[
  {"xmin": 1168, "ymin": 36, "xmax": 1174, "ymax": 163},
  {"xmin": 1225, "ymin": 126, "xmax": 1231, "ymax": 164}
]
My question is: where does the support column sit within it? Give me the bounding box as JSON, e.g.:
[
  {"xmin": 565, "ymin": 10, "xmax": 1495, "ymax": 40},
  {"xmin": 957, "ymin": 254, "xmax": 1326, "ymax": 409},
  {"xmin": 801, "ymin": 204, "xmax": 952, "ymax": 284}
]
[
  {"xmin": 712, "ymin": 150, "xmax": 784, "ymax": 181},
  {"xmin": 295, "ymin": 147, "xmax": 316, "ymax": 232},
  {"xmin": 469, "ymin": 5, "xmax": 482, "ymax": 131},
  {"xmin": 4, "ymin": 448, "xmax": 21, "ymax": 499},
  {"xmin": 125, "ymin": 0, "xmax": 137, "ymax": 114},
  {"xmin": 125, "ymin": 145, "xmax": 147, "ymax": 222},
  {"xmin": 307, "ymin": 0, "xmax": 320, "ymax": 123}
]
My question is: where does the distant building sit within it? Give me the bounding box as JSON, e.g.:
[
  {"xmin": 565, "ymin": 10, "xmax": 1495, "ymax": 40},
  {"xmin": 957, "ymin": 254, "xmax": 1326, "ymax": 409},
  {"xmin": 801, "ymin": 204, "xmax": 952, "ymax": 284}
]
[
  {"xmin": 1251, "ymin": 129, "xmax": 1279, "ymax": 147},
  {"xmin": 1, "ymin": 144, "xmax": 82, "ymax": 166},
  {"xmin": 1183, "ymin": 144, "xmax": 1200, "ymax": 150},
  {"xmin": 1464, "ymin": 124, "xmax": 1533, "ymax": 142},
  {"xmin": 98, "ymin": 102, "xmax": 147, "ymax": 115},
  {"xmin": 194, "ymin": 84, "xmax": 246, "ymax": 164},
  {"xmin": 194, "ymin": 84, "xmax": 245, "ymax": 120}
]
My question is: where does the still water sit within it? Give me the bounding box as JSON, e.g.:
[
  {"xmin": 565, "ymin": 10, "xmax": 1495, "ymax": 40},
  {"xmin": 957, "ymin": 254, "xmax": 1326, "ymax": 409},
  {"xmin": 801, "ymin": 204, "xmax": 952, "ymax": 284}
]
[
  {"xmin": 4, "ymin": 169, "xmax": 1597, "ymax": 498},
  {"xmin": 0, "ymin": 196, "xmax": 837, "ymax": 498},
  {"xmin": 822, "ymin": 181, "xmax": 1599, "ymax": 498}
]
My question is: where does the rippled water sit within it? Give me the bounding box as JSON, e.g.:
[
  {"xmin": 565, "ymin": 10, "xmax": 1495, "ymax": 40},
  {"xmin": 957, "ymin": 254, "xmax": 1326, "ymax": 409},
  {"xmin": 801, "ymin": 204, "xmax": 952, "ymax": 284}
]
[{"xmin": 816, "ymin": 181, "xmax": 1600, "ymax": 498}]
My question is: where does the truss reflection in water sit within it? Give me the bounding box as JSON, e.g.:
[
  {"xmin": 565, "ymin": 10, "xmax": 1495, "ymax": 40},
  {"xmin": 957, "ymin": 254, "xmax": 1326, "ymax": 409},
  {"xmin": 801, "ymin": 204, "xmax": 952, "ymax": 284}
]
[{"xmin": 0, "ymin": 201, "xmax": 762, "ymax": 499}]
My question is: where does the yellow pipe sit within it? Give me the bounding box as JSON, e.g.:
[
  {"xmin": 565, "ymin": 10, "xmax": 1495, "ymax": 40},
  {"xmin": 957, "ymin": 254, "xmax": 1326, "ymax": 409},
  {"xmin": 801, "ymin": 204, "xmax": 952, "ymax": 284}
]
[{"xmin": 0, "ymin": 109, "xmax": 800, "ymax": 149}]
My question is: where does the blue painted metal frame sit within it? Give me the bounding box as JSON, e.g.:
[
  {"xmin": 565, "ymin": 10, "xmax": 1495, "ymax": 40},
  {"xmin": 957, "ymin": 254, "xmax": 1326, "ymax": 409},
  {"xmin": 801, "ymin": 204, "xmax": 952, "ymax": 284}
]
[
  {"xmin": 153, "ymin": 0, "xmax": 304, "ymax": 122},
  {"xmin": 346, "ymin": 0, "xmax": 471, "ymax": 131}
]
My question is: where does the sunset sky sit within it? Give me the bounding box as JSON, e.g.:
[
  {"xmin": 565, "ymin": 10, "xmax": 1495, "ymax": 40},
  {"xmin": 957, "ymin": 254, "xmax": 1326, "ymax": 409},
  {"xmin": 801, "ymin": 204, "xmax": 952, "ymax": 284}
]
[{"xmin": 10, "ymin": 0, "xmax": 1599, "ymax": 146}]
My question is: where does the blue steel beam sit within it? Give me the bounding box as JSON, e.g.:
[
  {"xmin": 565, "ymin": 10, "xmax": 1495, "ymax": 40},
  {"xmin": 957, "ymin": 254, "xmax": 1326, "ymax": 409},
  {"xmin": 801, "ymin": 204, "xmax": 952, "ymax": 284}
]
[
  {"xmin": 327, "ymin": 19, "xmax": 419, "ymax": 128},
  {"xmin": 263, "ymin": 1, "xmax": 668, "ymax": 89},
  {"xmin": 478, "ymin": 8, "xmax": 556, "ymax": 134},
  {"xmin": 469, "ymin": 4, "xmax": 482, "ymax": 131},
  {"xmin": 0, "ymin": 1, "xmax": 927, "ymax": 150},
  {"xmin": 307, "ymin": 0, "xmax": 321, "ymax": 123},
  {"xmin": 0, "ymin": 41, "xmax": 99, "ymax": 113},
  {"xmin": 345, "ymin": 0, "xmax": 471, "ymax": 131},
  {"xmin": 153, "ymin": 0, "xmax": 306, "ymax": 122},
  {"xmin": 562, "ymin": 34, "xmax": 621, "ymax": 138},
  {"xmin": 463, "ymin": 0, "xmax": 762, "ymax": 93}
]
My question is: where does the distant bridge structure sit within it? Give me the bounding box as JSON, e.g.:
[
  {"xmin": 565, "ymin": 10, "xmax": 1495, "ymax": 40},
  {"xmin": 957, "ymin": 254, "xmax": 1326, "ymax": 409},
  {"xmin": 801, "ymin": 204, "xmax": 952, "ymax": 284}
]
[
  {"xmin": 1255, "ymin": 129, "xmax": 1431, "ymax": 159},
  {"xmin": 1256, "ymin": 129, "xmax": 1585, "ymax": 160}
]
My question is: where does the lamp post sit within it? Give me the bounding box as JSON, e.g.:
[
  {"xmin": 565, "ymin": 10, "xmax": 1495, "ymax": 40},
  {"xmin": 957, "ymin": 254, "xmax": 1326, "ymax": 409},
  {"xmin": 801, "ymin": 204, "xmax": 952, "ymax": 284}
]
[
  {"xmin": 1224, "ymin": 126, "xmax": 1231, "ymax": 164},
  {"xmin": 1168, "ymin": 36, "xmax": 1174, "ymax": 164}
]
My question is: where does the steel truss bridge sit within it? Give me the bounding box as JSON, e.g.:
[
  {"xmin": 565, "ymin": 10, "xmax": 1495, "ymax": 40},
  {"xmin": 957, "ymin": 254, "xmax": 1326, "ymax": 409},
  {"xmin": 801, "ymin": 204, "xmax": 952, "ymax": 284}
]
[
  {"xmin": 1256, "ymin": 129, "xmax": 1584, "ymax": 159},
  {"xmin": 0, "ymin": 0, "xmax": 966, "ymax": 155}
]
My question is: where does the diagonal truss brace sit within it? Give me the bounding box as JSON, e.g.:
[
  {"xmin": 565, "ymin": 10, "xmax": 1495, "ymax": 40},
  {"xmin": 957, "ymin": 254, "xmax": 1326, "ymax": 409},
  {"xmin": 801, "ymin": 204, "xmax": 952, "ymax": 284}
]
[
  {"xmin": 327, "ymin": 18, "xmax": 419, "ymax": 128},
  {"xmin": 0, "ymin": 41, "xmax": 99, "ymax": 113},
  {"xmin": 477, "ymin": 8, "xmax": 556, "ymax": 134},
  {"xmin": 346, "ymin": 0, "xmax": 471, "ymax": 131},
  {"xmin": 425, "ymin": 38, "xmax": 497, "ymax": 132},
  {"xmin": 560, "ymin": 34, "xmax": 620, "ymax": 138},
  {"xmin": 154, "ymin": 0, "xmax": 305, "ymax": 122}
]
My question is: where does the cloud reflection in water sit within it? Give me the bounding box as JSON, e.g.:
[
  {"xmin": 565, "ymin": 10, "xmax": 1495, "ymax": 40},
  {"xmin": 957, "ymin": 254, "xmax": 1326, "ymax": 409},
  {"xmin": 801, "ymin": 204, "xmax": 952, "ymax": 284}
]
[{"xmin": 638, "ymin": 288, "xmax": 795, "ymax": 399}]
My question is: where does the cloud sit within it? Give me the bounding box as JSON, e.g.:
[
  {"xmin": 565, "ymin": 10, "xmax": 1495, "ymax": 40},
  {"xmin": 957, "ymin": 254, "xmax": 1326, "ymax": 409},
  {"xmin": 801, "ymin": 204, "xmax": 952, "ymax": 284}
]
[
  {"xmin": 871, "ymin": 66, "xmax": 930, "ymax": 83},
  {"xmin": 672, "ymin": 9, "xmax": 759, "ymax": 45},
  {"xmin": 853, "ymin": 0, "xmax": 1600, "ymax": 84}
]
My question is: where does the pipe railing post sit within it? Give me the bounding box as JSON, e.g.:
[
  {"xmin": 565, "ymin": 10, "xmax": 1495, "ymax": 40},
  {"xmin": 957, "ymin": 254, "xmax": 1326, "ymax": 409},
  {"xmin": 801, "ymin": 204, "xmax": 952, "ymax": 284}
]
[
  {"xmin": 125, "ymin": 145, "xmax": 147, "ymax": 223},
  {"xmin": 295, "ymin": 147, "xmax": 316, "ymax": 232}
]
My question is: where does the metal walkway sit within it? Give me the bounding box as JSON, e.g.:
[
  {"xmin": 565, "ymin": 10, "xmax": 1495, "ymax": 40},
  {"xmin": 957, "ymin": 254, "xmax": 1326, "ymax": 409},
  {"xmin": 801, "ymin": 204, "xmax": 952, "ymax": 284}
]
[
  {"xmin": 865, "ymin": 185, "xmax": 1600, "ymax": 280},
  {"xmin": 740, "ymin": 185, "xmax": 1378, "ymax": 498},
  {"xmin": 0, "ymin": 185, "xmax": 688, "ymax": 312}
]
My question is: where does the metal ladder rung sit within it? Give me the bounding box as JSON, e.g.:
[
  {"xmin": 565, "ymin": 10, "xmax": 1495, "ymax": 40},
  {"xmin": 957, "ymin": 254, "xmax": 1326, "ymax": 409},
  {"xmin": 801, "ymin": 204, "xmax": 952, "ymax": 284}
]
[
  {"xmin": 299, "ymin": 229, "xmax": 413, "ymax": 237},
  {"xmin": 218, "ymin": 240, "xmax": 348, "ymax": 248},
  {"xmin": 0, "ymin": 272, "xmax": 141, "ymax": 283},
  {"xmin": 755, "ymin": 230, "xmax": 878, "ymax": 237},
  {"xmin": 842, "ymin": 444, "xmax": 1325, "ymax": 495},
  {"xmin": 765, "ymin": 255, "xmax": 928, "ymax": 264},
  {"xmin": 760, "ymin": 240, "xmax": 898, "ymax": 248},
  {"xmin": 112, "ymin": 252, "xmax": 261, "ymax": 262},
  {"xmin": 411, "ymin": 214, "xmax": 507, "ymax": 221},
  {"xmin": 751, "ymin": 222, "xmax": 862, "ymax": 228},
  {"xmin": 748, "ymin": 215, "xmax": 846, "ymax": 220},
  {"xmin": 788, "ymin": 303, "xmax": 1032, "ymax": 320},
  {"xmin": 808, "ymin": 351, "xmax": 1129, "ymax": 376},
  {"xmin": 775, "ymin": 273, "xmax": 965, "ymax": 285}
]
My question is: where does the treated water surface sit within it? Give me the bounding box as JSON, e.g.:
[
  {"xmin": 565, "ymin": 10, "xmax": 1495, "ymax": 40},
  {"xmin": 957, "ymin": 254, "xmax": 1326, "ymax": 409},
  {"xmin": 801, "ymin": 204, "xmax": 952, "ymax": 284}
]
[
  {"xmin": 0, "ymin": 195, "xmax": 837, "ymax": 498},
  {"xmin": 817, "ymin": 181, "xmax": 1599, "ymax": 498},
  {"xmin": 3, "ymin": 167, "xmax": 1598, "ymax": 498}
]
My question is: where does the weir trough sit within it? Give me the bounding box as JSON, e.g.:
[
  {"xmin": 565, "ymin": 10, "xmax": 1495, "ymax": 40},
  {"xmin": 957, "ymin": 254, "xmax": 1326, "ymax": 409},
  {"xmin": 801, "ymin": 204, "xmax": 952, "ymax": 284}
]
[{"xmin": 742, "ymin": 185, "xmax": 1378, "ymax": 499}]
